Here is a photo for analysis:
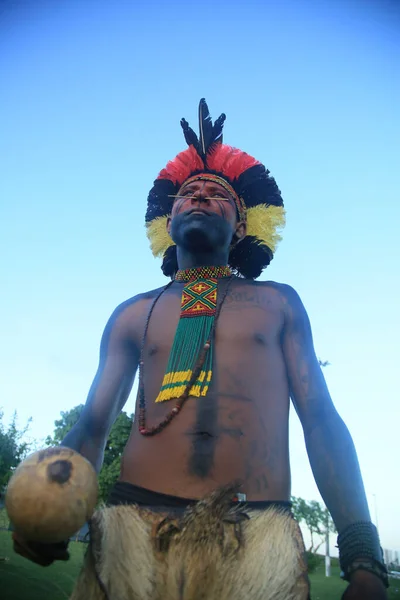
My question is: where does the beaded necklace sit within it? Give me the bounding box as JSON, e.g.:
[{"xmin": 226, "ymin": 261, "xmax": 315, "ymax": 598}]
[{"xmin": 138, "ymin": 266, "xmax": 233, "ymax": 436}]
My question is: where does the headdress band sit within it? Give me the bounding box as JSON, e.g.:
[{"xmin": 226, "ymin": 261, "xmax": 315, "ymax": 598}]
[{"xmin": 178, "ymin": 174, "xmax": 246, "ymax": 221}]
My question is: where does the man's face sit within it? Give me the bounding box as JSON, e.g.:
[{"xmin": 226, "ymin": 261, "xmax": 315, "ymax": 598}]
[{"xmin": 167, "ymin": 180, "xmax": 246, "ymax": 253}]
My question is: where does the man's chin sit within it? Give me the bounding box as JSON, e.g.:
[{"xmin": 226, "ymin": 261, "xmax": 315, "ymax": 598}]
[
  {"xmin": 179, "ymin": 224, "xmax": 215, "ymax": 252},
  {"xmin": 184, "ymin": 232, "xmax": 214, "ymax": 252},
  {"xmin": 170, "ymin": 213, "xmax": 229, "ymax": 252}
]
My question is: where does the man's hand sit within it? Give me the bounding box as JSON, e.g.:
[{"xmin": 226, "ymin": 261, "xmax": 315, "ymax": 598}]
[
  {"xmin": 12, "ymin": 532, "xmax": 70, "ymax": 567},
  {"xmin": 341, "ymin": 569, "xmax": 388, "ymax": 599}
]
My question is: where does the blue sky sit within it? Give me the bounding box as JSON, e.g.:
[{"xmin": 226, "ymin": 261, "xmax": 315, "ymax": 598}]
[{"xmin": 1, "ymin": 0, "xmax": 399, "ymax": 552}]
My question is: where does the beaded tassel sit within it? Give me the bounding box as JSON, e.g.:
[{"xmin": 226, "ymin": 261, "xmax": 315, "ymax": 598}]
[
  {"xmin": 155, "ymin": 275, "xmax": 220, "ymax": 402},
  {"xmin": 138, "ymin": 270, "xmax": 233, "ymax": 436}
]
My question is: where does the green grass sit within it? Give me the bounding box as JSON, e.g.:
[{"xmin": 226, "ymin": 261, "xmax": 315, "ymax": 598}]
[
  {"xmin": 0, "ymin": 508, "xmax": 11, "ymax": 530},
  {"xmin": 0, "ymin": 531, "xmax": 85, "ymax": 600},
  {"xmin": 1, "ymin": 530, "xmax": 399, "ymax": 599},
  {"xmin": 309, "ymin": 563, "xmax": 400, "ymax": 599},
  {"xmin": 309, "ymin": 564, "xmax": 347, "ymax": 598}
]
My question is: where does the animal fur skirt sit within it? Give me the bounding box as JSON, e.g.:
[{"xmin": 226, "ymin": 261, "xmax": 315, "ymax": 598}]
[{"xmin": 70, "ymin": 485, "xmax": 310, "ymax": 600}]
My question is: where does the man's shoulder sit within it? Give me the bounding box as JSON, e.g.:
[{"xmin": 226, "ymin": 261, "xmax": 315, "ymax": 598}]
[
  {"xmin": 109, "ymin": 285, "xmax": 168, "ymax": 323},
  {"xmin": 241, "ymin": 279, "xmax": 305, "ymax": 312},
  {"xmin": 121, "ymin": 285, "xmax": 168, "ymax": 305},
  {"xmin": 241, "ymin": 278, "xmax": 300, "ymax": 297}
]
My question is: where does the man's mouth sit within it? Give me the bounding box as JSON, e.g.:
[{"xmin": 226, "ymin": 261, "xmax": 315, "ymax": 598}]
[{"xmin": 185, "ymin": 208, "xmax": 211, "ymax": 216}]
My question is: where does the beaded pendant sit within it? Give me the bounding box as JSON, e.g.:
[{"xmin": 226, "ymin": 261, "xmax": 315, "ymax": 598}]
[
  {"xmin": 155, "ymin": 266, "xmax": 231, "ymax": 402},
  {"xmin": 138, "ymin": 266, "xmax": 232, "ymax": 436}
]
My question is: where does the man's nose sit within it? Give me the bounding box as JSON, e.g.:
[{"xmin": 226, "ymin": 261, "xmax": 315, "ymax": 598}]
[{"xmin": 191, "ymin": 190, "xmax": 209, "ymax": 204}]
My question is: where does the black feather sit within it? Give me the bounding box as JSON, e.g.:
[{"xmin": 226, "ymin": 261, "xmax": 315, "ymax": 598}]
[
  {"xmin": 146, "ymin": 179, "xmax": 177, "ymax": 221},
  {"xmin": 180, "ymin": 118, "xmax": 199, "ymax": 152},
  {"xmin": 228, "ymin": 236, "xmax": 273, "ymax": 279},
  {"xmin": 180, "ymin": 100, "xmax": 227, "ymax": 157},
  {"xmin": 159, "ymin": 236, "xmax": 273, "ymax": 279},
  {"xmin": 237, "ymin": 165, "xmax": 283, "ymax": 208},
  {"xmin": 212, "ymin": 113, "xmax": 226, "ymax": 145},
  {"xmin": 198, "ymin": 98, "xmax": 213, "ymax": 158},
  {"xmin": 161, "ymin": 245, "xmax": 178, "ymax": 278}
]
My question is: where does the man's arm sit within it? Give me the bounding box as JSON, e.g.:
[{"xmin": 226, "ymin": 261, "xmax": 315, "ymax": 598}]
[
  {"xmin": 280, "ymin": 284, "xmax": 370, "ymax": 531},
  {"xmin": 62, "ymin": 300, "xmax": 140, "ymax": 472},
  {"xmin": 13, "ymin": 299, "xmax": 141, "ymax": 565},
  {"xmin": 280, "ymin": 284, "xmax": 388, "ymax": 597}
]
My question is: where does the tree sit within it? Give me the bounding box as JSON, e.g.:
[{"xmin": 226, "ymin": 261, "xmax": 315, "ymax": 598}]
[
  {"xmin": 97, "ymin": 410, "xmax": 132, "ymax": 501},
  {"xmin": 291, "ymin": 496, "xmax": 329, "ymax": 553},
  {"xmin": 318, "ymin": 359, "xmax": 330, "ymax": 368},
  {"xmin": 47, "ymin": 405, "xmax": 133, "ymax": 502},
  {"xmin": 45, "ymin": 404, "xmax": 85, "ymax": 446},
  {"xmin": 0, "ymin": 410, "xmax": 32, "ymax": 492}
]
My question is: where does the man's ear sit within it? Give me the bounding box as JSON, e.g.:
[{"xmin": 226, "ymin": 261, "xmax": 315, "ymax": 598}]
[{"xmin": 231, "ymin": 221, "xmax": 247, "ymax": 246}]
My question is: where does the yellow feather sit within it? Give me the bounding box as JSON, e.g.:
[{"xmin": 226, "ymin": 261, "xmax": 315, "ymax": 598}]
[
  {"xmin": 246, "ymin": 205, "xmax": 286, "ymax": 253},
  {"xmin": 146, "ymin": 217, "xmax": 174, "ymax": 258},
  {"xmin": 146, "ymin": 205, "xmax": 285, "ymax": 260}
]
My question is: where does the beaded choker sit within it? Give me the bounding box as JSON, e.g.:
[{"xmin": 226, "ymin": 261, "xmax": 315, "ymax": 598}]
[
  {"xmin": 139, "ymin": 266, "xmax": 233, "ymax": 436},
  {"xmin": 175, "ymin": 265, "xmax": 232, "ymax": 282}
]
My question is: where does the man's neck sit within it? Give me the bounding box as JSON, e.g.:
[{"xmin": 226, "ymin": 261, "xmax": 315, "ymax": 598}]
[{"xmin": 176, "ymin": 248, "xmax": 229, "ymax": 270}]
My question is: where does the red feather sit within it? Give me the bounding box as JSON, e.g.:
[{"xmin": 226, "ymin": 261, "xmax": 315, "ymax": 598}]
[
  {"xmin": 158, "ymin": 146, "xmax": 204, "ymax": 185},
  {"xmin": 157, "ymin": 143, "xmax": 261, "ymax": 187},
  {"xmin": 207, "ymin": 145, "xmax": 260, "ymax": 181}
]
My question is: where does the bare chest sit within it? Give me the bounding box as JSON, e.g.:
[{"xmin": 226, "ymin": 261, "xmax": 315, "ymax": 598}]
[
  {"xmin": 123, "ymin": 282, "xmax": 291, "ymax": 497},
  {"xmin": 141, "ymin": 282, "xmax": 284, "ymax": 370}
]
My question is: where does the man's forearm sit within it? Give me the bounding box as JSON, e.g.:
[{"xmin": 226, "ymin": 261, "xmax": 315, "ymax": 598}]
[
  {"xmin": 61, "ymin": 421, "xmax": 107, "ymax": 474},
  {"xmin": 304, "ymin": 410, "xmax": 371, "ymax": 532}
]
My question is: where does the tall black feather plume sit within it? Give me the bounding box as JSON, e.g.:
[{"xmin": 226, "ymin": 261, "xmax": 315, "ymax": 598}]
[
  {"xmin": 180, "ymin": 118, "xmax": 200, "ymax": 153},
  {"xmin": 198, "ymin": 98, "xmax": 214, "ymax": 159},
  {"xmin": 212, "ymin": 113, "xmax": 226, "ymax": 145},
  {"xmin": 180, "ymin": 99, "xmax": 227, "ymax": 158}
]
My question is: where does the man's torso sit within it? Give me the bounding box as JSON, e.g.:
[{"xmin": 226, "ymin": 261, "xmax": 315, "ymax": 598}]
[{"xmin": 119, "ymin": 278, "xmax": 292, "ymax": 501}]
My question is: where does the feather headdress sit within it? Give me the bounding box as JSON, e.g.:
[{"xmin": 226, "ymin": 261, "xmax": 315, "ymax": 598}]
[{"xmin": 145, "ymin": 99, "xmax": 285, "ymax": 279}]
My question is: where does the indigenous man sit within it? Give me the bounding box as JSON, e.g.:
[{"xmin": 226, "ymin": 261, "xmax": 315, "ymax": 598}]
[{"xmin": 13, "ymin": 100, "xmax": 388, "ymax": 599}]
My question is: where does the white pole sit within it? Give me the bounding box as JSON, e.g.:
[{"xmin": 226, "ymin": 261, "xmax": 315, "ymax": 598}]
[
  {"xmin": 325, "ymin": 539, "xmax": 331, "ymax": 575},
  {"xmin": 325, "ymin": 511, "xmax": 331, "ymax": 577}
]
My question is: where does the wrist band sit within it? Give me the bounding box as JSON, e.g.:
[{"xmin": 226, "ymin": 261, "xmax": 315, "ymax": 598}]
[
  {"xmin": 341, "ymin": 559, "xmax": 389, "ymax": 588},
  {"xmin": 337, "ymin": 521, "xmax": 388, "ymax": 588}
]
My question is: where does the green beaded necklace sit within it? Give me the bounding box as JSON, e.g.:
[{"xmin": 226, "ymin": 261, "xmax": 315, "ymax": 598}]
[{"xmin": 138, "ymin": 266, "xmax": 233, "ymax": 436}]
